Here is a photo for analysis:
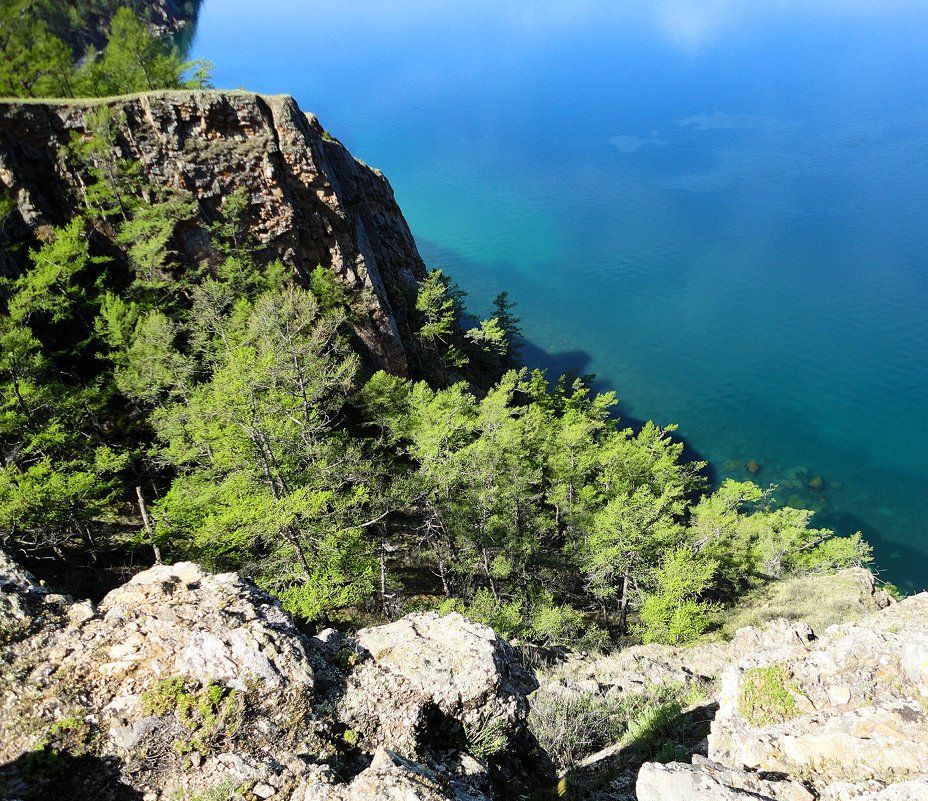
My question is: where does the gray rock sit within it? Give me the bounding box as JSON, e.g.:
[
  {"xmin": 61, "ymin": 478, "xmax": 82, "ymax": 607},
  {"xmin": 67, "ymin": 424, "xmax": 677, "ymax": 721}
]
[
  {"xmin": 710, "ymin": 593, "xmax": 928, "ymax": 791},
  {"xmin": 340, "ymin": 612, "xmax": 535, "ymax": 759},
  {"xmin": 293, "ymin": 747, "xmax": 456, "ymax": 800},
  {"xmin": 94, "ymin": 561, "xmax": 315, "ymax": 699},
  {"xmin": 637, "ymin": 760, "xmax": 814, "ymax": 801}
]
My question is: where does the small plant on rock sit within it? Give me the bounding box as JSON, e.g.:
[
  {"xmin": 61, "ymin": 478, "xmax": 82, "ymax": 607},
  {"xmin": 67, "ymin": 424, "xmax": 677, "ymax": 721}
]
[
  {"xmin": 738, "ymin": 664, "xmax": 798, "ymax": 726},
  {"xmin": 142, "ymin": 676, "xmax": 245, "ymax": 757},
  {"xmin": 463, "ymin": 711, "xmax": 508, "ymax": 760}
]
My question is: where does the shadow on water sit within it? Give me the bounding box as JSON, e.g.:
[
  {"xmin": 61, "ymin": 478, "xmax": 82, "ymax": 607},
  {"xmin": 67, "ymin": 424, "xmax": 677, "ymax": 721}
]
[
  {"xmin": 416, "ymin": 237, "xmax": 714, "ymax": 492},
  {"xmin": 169, "ymin": 0, "xmax": 205, "ymax": 58},
  {"xmin": 0, "ymin": 750, "xmax": 140, "ymax": 801},
  {"xmin": 812, "ymin": 509, "xmax": 928, "ymax": 595},
  {"xmin": 521, "ymin": 334, "xmax": 717, "ymax": 488}
]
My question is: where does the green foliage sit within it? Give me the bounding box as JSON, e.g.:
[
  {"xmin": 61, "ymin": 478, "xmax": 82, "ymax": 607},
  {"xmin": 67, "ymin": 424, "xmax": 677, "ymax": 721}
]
[
  {"xmin": 116, "ymin": 190, "xmax": 198, "ymax": 286},
  {"xmin": 137, "ymin": 282, "xmax": 379, "ymax": 622},
  {"xmin": 738, "ymin": 664, "xmax": 798, "ymax": 726},
  {"xmin": 77, "ymin": 8, "xmax": 185, "ymax": 95},
  {"xmin": 416, "ymin": 269, "xmax": 457, "ymax": 344},
  {"xmin": 0, "ymin": 3, "xmax": 210, "ymax": 99},
  {"xmin": 463, "ymin": 711, "xmax": 508, "ymax": 760},
  {"xmin": 492, "ymin": 290, "xmax": 522, "ymax": 362},
  {"xmin": 638, "ymin": 547, "xmax": 718, "ymax": 645},
  {"xmin": 442, "ymin": 587, "xmax": 606, "ymax": 650},
  {"xmin": 142, "ymin": 676, "xmax": 189, "ymax": 716},
  {"xmin": 309, "ymin": 264, "xmax": 349, "ymax": 314},
  {"xmin": 143, "ymin": 677, "xmax": 245, "ymax": 757},
  {"xmin": 0, "ymin": 2, "xmax": 76, "ymax": 98},
  {"xmin": 0, "ymin": 84, "xmax": 878, "ymax": 643}
]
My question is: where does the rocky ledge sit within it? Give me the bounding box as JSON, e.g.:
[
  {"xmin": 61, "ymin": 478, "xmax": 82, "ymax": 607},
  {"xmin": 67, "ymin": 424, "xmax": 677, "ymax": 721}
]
[
  {"xmin": 0, "ymin": 555, "xmax": 544, "ymax": 801},
  {"xmin": 1, "ymin": 552, "xmax": 925, "ymax": 801},
  {"xmin": 636, "ymin": 591, "xmax": 928, "ymax": 801}
]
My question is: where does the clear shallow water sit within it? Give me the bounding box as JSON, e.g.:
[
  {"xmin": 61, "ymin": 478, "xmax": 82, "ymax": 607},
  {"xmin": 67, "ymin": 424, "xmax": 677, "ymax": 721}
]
[{"xmin": 190, "ymin": 1, "xmax": 928, "ymax": 592}]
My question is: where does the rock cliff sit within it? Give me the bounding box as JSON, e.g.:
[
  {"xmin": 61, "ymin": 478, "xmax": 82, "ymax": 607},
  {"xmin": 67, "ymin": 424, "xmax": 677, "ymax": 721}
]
[{"xmin": 0, "ymin": 91, "xmax": 427, "ymax": 374}]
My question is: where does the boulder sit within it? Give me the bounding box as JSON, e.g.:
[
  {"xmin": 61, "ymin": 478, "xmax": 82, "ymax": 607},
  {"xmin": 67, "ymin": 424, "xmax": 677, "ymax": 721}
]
[
  {"xmin": 0, "ymin": 549, "xmax": 68, "ymax": 639},
  {"xmin": 92, "ymin": 562, "xmax": 315, "ymax": 698},
  {"xmin": 637, "ymin": 757, "xmax": 814, "ymax": 801},
  {"xmin": 1, "ymin": 557, "xmax": 540, "ymax": 800},
  {"xmin": 294, "ymin": 748, "xmax": 455, "ymax": 800},
  {"xmin": 1, "ymin": 561, "xmax": 319, "ymax": 800},
  {"xmin": 339, "ymin": 612, "xmax": 535, "ymax": 760}
]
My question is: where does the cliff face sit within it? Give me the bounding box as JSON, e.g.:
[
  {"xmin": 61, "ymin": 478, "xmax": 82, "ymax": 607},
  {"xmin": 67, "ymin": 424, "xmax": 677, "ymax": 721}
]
[{"xmin": 0, "ymin": 91, "xmax": 427, "ymax": 374}]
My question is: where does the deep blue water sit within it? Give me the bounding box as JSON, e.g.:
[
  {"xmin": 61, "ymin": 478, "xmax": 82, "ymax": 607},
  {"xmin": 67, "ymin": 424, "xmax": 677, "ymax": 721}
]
[{"xmin": 190, "ymin": 1, "xmax": 928, "ymax": 592}]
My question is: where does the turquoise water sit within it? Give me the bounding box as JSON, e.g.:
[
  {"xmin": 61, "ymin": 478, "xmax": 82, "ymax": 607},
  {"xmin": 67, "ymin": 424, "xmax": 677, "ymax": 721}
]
[{"xmin": 190, "ymin": 1, "xmax": 928, "ymax": 592}]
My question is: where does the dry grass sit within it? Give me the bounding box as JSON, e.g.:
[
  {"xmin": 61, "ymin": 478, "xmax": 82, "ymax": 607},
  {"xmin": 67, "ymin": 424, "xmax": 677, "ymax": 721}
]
[{"xmin": 719, "ymin": 569, "xmax": 886, "ymax": 638}]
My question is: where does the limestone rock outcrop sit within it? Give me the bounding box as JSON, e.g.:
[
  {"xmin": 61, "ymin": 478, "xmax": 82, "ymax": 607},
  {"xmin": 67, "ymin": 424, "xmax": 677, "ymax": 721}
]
[
  {"xmin": 0, "ymin": 91, "xmax": 427, "ymax": 374},
  {"xmin": 710, "ymin": 593, "xmax": 928, "ymax": 789},
  {"xmin": 637, "ymin": 593, "xmax": 928, "ymax": 801},
  {"xmin": 338, "ymin": 612, "xmax": 535, "ymax": 759},
  {"xmin": 0, "ymin": 555, "xmax": 540, "ymax": 801}
]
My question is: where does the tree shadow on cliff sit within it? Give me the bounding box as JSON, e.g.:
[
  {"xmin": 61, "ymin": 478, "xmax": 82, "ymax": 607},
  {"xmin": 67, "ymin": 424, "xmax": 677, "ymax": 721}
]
[{"xmin": 0, "ymin": 748, "xmax": 141, "ymax": 801}]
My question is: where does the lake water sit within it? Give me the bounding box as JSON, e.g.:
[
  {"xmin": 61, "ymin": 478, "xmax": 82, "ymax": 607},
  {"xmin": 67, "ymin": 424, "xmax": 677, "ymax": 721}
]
[{"xmin": 189, "ymin": 1, "xmax": 928, "ymax": 592}]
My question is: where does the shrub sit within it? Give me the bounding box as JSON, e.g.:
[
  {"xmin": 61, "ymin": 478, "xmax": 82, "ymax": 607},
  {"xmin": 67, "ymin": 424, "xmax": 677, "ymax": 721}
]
[
  {"xmin": 528, "ymin": 685, "xmax": 618, "ymax": 771},
  {"xmin": 463, "ymin": 711, "xmax": 508, "ymax": 760}
]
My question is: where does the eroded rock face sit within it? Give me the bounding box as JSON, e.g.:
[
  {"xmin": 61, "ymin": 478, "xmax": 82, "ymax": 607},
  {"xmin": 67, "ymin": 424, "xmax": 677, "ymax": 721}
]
[
  {"xmin": 0, "ymin": 91, "xmax": 427, "ymax": 374},
  {"xmin": 710, "ymin": 594, "xmax": 928, "ymax": 787}
]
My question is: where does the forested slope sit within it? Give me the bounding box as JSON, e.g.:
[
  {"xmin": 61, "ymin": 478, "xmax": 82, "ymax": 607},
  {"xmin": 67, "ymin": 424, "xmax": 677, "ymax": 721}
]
[{"xmin": 0, "ymin": 87, "xmax": 874, "ymax": 646}]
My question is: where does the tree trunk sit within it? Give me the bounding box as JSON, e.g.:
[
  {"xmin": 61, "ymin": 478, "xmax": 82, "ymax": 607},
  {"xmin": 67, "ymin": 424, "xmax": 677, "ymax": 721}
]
[
  {"xmin": 136, "ymin": 486, "xmax": 162, "ymax": 564},
  {"xmin": 618, "ymin": 574, "xmax": 631, "ymax": 637}
]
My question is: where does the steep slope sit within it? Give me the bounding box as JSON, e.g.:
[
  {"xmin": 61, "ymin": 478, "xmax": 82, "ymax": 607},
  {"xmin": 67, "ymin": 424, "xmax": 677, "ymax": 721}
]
[{"xmin": 0, "ymin": 91, "xmax": 427, "ymax": 374}]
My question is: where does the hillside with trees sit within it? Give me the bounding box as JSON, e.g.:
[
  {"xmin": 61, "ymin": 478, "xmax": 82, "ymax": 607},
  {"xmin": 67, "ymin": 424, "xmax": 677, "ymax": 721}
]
[{"xmin": 0, "ymin": 4, "xmax": 876, "ymax": 650}]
